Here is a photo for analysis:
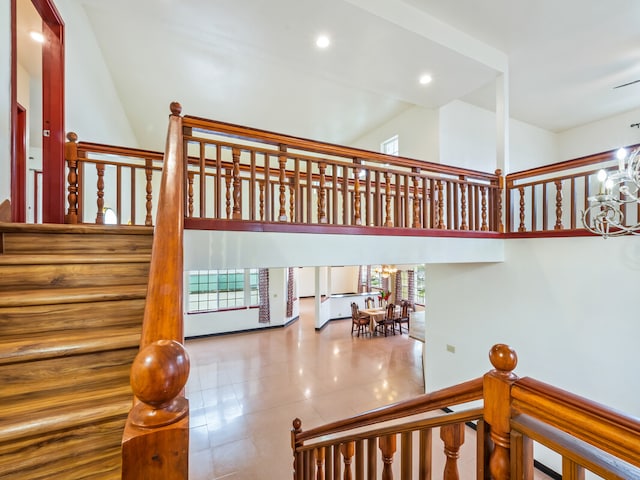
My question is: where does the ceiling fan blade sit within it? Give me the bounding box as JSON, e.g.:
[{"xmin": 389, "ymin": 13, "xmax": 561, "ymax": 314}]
[{"xmin": 613, "ymin": 79, "xmax": 640, "ymax": 89}]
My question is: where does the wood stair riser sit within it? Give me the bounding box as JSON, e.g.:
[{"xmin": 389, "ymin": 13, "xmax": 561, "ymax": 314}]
[
  {"xmin": 0, "ymin": 298, "xmax": 146, "ymax": 336},
  {"xmin": 1, "ymin": 232, "xmax": 152, "ymax": 255},
  {"xmin": 0, "ymin": 263, "xmax": 150, "ymax": 291}
]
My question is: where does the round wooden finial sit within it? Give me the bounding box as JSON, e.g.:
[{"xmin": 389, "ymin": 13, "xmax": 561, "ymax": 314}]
[
  {"xmin": 292, "ymin": 418, "xmax": 302, "ymax": 430},
  {"xmin": 170, "ymin": 102, "xmax": 182, "ymax": 116},
  {"xmin": 66, "ymin": 132, "xmax": 78, "ymax": 142},
  {"xmin": 489, "ymin": 344, "xmax": 517, "ymax": 373},
  {"xmin": 495, "ymin": 168, "xmax": 503, "ymax": 176},
  {"xmin": 130, "ymin": 339, "xmax": 190, "ymax": 407}
]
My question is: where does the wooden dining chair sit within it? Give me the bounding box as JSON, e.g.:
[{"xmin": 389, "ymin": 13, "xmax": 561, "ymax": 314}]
[
  {"xmin": 395, "ymin": 300, "xmax": 411, "ymax": 334},
  {"xmin": 375, "ymin": 302, "xmax": 396, "ymax": 337},
  {"xmin": 350, "ymin": 302, "xmax": 370, "ymax": 337},
  {"xmin": 365, "ymin": 296, "xmax": 375, "ymax": 309}
]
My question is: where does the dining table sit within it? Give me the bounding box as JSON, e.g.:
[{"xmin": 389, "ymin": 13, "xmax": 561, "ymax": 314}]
[{"xmin": 361, "ymin": 306, "xmax": 400, "ymax": 333}]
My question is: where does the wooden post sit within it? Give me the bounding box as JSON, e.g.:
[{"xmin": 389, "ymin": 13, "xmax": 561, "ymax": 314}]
[
  {"xmin": 225, "ymin": 167, "xmax": 232, "ymax": 219},
  {"xmin": 437, "ymin": 180, "xmax": 445, "ymax": 229},
  {"xmin": 518, "ymin": 187, "xmax": 526, "ymax": 232},
  {"xmin": 341, "ymin": 441, "xmax": 355, "ymax": 480},
  {"xmin": 459, "ymin": 177, "xmax": 468, "ymax": 231},
  {"xmin": 187, "ymin": 171, "xmax": 194, "ymax": 218},
  {"xmin": 64, "ymin": 132, "xmax": 79, "ymax": 224},
  {"xmin": 278, "ymin": 146, "xmax": 288, "ymax": 221},
  {"xmin": 145, "ymin": 158, "xmax": 153, "ymax": 226},
  {"xmin": 441, "ymin": 423, "xmax": 465, "ymax": 480},
  {"xmin": 554, "ymin": 179, "xmax": 563, "ymax": 230},
  {"xmin": 318, "ymin": 162, "xmax": 328, "ymax": 224},
  {"xmin": 259, "ymin": 181, "xmax": 265, "ymax": 221},
  {"xmin": 379, "ymin": 434, "xmax": 396, "ymax": 480},
  {"xmin": 95, "ymin": 162, "xmax": 105, "ymax": 224},
  {"xmin": 495, "ymin": 169, "xmax": 505, "ymax": 233},
  {"xmin": 354, "ymin": 160, "xmax": 362, "ymax": 226},
  {"xmin": 384, "ymin": 172, "xmax": 393, "ymax": 227},
  {"xmin": 291, "ymin": 418, "xmax": 303, "ymax": 480},
  {"xmin": 289, "ymin": 179, "xmax": 295, "ymax": 222},
  {"xmin": 412, "ymin": 169, "xmax": 421, "ymax": 228},
  {"xmin": 315, "ymin": 447, "xmax": 325, "ymax": 480},
  {"xmin": 484, "ymin": 344, "xmax": 519, "ymax": 480},
  {"xmin": 232, "ymin": 147, "xmax": 242, "ymax": 219},
  {"xmin": 481, "ymin": 185, "xmax": 489, "ymax": 231}
]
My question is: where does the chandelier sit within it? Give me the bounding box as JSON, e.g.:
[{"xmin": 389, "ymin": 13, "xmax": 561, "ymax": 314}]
[
  {"xmin": 582, "ymin": 147, "xmax": 640, "ymax": 238},
  {"xmin": 374, "ymin": 265, "xmax": 398, "ymax": 278}
]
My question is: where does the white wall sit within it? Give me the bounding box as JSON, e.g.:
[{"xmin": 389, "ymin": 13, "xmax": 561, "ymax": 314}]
[
  {"xmin": 330, "ymin": 266, "xmax": 359, "ymax": 294},
  {"xmin": 55, "ymin": 0, "xmax": 137, "ymax": 146},
  {"xmin": 509, "ymin": 117, "xmax": 558, "ymax": 172},
  {"xmin": 425, "ymin": 236, "xmax": 640, "ymax": 420},
  {"xmin": 349, "ymin": 105, "xmax": 440, "ymax": 163},
  {"xmin": 557, "ymin": 107, "xmax": 640, "ymax": 161},
  {"xmin": 0, "ymin": 1, "xmax": 11, "ymax": 204}
]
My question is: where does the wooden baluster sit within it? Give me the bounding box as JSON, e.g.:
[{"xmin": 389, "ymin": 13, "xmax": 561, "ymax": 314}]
[
  {"xmin": 484, "ymin": 344, "xmax": 519, "ymax": 480},
  {"xmin": 145, "ymin": 158, "xmax": 153, "ymax": 226},
  {"xmin": 518, "ymin": 186, "xmax": 526, "ymax": 232},
  {"xmin": 418, "ymin": 429, "xmax": 432, "ymax": 480},
  {"xmin": 412, "ymin": 169, "xmax": 421, "ymax": 228},
  {"xmin": 437, "ymin": 180, "xmax": 445, "ymax": 229},
  {"xmin": 333, "ymin": 444, "xmax": 342, "ymax": 479},
  {"xmin": 379, "ymin": 434, "xmax": 396, "ymax": 480},
  {"xmin": 225, "ymin": 167, "xmax": 232, "ymax": 219},
  {"xmin": 64, "ymin": 132, "xmax": 79, "ymax": 224},
  {"xmin": 554, "ymin": 179, "xmax": 563, "ymax": 229},
  {"xmin": 232, "ymin": 147, "xmax": 242, "ymax": 219},
  {"xmin": 292, "ymin": 418, "xmax": 303, "ymax": 480},
  {"xmin": 318, "ymin": 162, "xmax": 328, "ymax": 223},
  {"xmin": 355, "ymin": 439, "xmax": 364, "ymax": 480},
  {"xmin": 278, "ymin": 146, "xmax": 288, "ymax": 221},
  {"xmin": 481, "ymin": 185, "xmax": 488, "ymax": 231},
  {"xmin": 354, "ymin": 163, "xmax": 362, "ymax": 225},
  {"xmin": 187, "ymin": 171, "xmax": 194, "ymax": 218},
  {"xmin": 459, "ymin": 178, "xmax": 468, "ymax": 231},
  {"xmin": 440, "ymin": 423, "xmax": 465, "ymax": 480},
  {"xmin": 400, "ymin": 431, "xmax": 412, "ymax": 480},
  {"xmin": 341, "ymin": 441, "xmax": 355, "ymax": 480},
  {"xmin": 367, "ymin": 437, "xmax": 377, "ymax": 479},
  {"xmin": 289, "ymin": 179, "xmax": 295, "ymax": 223},
  {"xmin": 315, "ymin": 447, "xmax": 325, "ymax": 480},
  {"xmin": 95, "ymin": 162, "xmax": 105, "ymax": 224},
  {"xmin": 325, "ymin": 446, "xmax": 333, "ymax": 480},
  {"xmin": 259, "ymin": 181, "xmax": 265, "ymax": 221},
  {"xmin": 562, "ymin": 458, "xmax": 585, "ymax": 480},
  {"xmin": 511, "ymin": 430, "xmax": 534, "ymax": 480},
  {"xmin": 495, "ymin": 169, "xmax": 505, "ymax": 233},
  {"xmin": 384, "ymin": 172, "xmax": 393, "ymax": 227}
]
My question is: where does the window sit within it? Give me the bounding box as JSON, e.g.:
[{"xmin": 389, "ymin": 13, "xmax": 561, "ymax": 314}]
[
  {"xmin": 415, "ymin": 265, "xmax": 426, "ymax": 305},
  {"xmin": 381, "ymin": 135, "xmax": 399, "ymax": 156},
  {"xmin": 187, "ymin": 268, "xmax": 259, "ymax": 313}
]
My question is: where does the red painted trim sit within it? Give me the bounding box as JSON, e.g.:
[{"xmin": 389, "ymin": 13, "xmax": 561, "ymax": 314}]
[
  {"xmin": 13, "ymin": 104, "xmax": 27, "ymax": 222},
  {"xmin": 10, "ymin": 0, "xmax": 18, "ymax": 221},
  {"xmin": 38, "ymin": 0, "xmax": 65, "ymax": 223},
  {"xmin": 183, "ymin": 218, "xmax": 504, "ymax": 238}
]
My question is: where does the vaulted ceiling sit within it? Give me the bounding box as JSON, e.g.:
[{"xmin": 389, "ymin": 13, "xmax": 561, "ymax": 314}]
[{"xmin": 74, "ymin": 0, "xmax": 640, "ymax": 150}]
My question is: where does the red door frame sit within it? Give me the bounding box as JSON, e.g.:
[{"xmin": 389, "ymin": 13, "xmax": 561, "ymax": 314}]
[
  {"xmin": 11, "ymin": 0, "xmax": 65, "ymax": 223},
  {"xmin": 14, "ymin": 103, "xmax": 27, "ymax": 222}
]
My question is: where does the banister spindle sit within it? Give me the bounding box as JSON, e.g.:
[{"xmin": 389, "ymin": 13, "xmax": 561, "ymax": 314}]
[
  {"xmin": 495, "ymin": 169, "xmax": 505, "ymax": 233},
  {"xmin": 315, "ymin": 447, "xmax": 325, "ymax": 480},
  {"xmin": 95, "ymin": 162, "xmax": 105, "ymax": 224},
  {"xmin": 481, "ymin": 185, "xmax": 488, "ymax": 231},
  {"xmin": 437, "ymin": 180, "xmax": 445, "ymax": 229},
  {"xmin": 341, "ymin": 441, "xmax": 355, "ymax": 480},
  {"xmin": 384, "ymin": 172, "xmax": 393, "ymax": 227},
  {"xmin": 65, "ymin": 132, "xmax": 79, "ymax": 224},
  {"xmin": 259, "ymin": 181, "xmax": 265, "ymax": 221},
  {"xmin": 379, "ymin": 434, "xmax": 397, "ymax": 480},
  {"xmin": 225, "ymin": 167, "xmax": 232, "ymax": 219},
  {"xmin": 554, "ymin": 179, "xmax": 563, "ymax": 230},
  {"xmin": 318, "ymin": 162, "xmax": 328, "ymax": 223},
  {"xmin": 278, "ymin": 146, "xmax": 288, "ymax": 221},
  {"xmin": 440, "ymin": 423, "xmax": 465, "ymax": 480},
  {"xmin": 145, "ymin": 158, "xmax": 153, "ymax": 226},
  {"xmin": 518, "ymin": 186, "xmax": 526, "ymax": 232},
  {"xmin": 419, "ymin": 428, "xmax": 432, "ymax": 480},
  {"xmin": 412, "ymin": 169, "xmax": 421, "ymax": 228},
  {"xmin": 459, "ymin": 178, "xmax": 468, "ymax": 230},
  {"xmin": 289, "ymin": 179, "xmax": 295, "ymax": 222},
  {"xmin": 232, "ymin": 147, "xmax": 242, "ymax": 219},
  {"xmin": 187, "ymin": 171, "xmax": 194, "ymax": 218},
  {"xmin": 354, "ymin": 162, "xmax": 362, "ymax": 225},
  {"xmin": 484, "ymin": 344, "xmax": 519, "ymax": 480}
]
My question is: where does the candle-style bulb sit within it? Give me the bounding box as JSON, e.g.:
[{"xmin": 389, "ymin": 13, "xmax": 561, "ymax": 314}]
[{"xmin": 617, "ymin": 148, "xmax": 627, "ymax": 171}]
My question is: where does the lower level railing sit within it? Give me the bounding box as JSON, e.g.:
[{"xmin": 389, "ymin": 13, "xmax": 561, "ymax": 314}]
[{"xmin": 292, "ymin": 344, "xmax": 640, "ymax": 480}]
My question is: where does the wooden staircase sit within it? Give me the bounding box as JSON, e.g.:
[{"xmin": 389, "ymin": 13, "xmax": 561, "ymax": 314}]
[{"xmin": 0, "ymin": 223, "xmax": 153, "ymax": 479}]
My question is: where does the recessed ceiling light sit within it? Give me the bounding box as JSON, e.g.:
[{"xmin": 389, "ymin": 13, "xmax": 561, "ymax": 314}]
[
  {"xmin": 30, "ymin": 31, "xmax": 45, "ymax": 43},
  {"xmin": 419, "ymin": 74, "xmax": 432, "ymax": 85},
  {"xmin": 315, "ymin": 35, "xmax": 330, "ymax": 49}
]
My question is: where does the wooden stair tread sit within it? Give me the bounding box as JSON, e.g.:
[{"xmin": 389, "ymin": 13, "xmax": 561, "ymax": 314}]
[
  {"xmin": 0, "ymin": 284, "xmax": 147, "ymax": 307},
  {"xmin": 0, "ymin": 391, "xmax": 132, "ymax": 445},
  {"xmin": 0, "ymin": 326, "xmax": 141, "ymax": 365},
  {"xmin": 0, "ymin": 254, "xmax": 151, "ymax": 265},
  {"xmin": 0, "ymin": 222, "xmax": 152, "ymax": 235}
]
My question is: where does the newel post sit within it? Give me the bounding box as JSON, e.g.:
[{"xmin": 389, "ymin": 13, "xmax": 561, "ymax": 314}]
[
  {"xmin": 65, "ymin": 132, "xmax": 79, "ymax": 224},
  {"xmin": 484, "ymin": 344, "xmax": 518, "ymax": 480},
  {"xmin": 292, "ymin": 418, "xmax": 303, "ymax": 480}
]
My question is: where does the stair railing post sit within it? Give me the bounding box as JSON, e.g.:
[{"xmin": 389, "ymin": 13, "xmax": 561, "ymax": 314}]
[
  {"xmin": 65, "ymin": 132, "xmax": 79, "ymax": 224},
  {"xmin": 292, "ymin": 418, "xmax": 303, "ymax": 480},
  {"xmin": 484, "ymin": 344, "xmax": 519, "ymax": 480},
  {"xmin": 441, "ymin": 423, "xmax": 465, "ymax": 480},
  {"xmin": 95, "ymin": 162, "xmax": 105, "ymax": 224}
]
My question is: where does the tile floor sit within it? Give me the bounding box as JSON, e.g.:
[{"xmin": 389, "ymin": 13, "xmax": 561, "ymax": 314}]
[{"xmin": 185, "ymin": 299, "xmax": 552, "ymax": 479}]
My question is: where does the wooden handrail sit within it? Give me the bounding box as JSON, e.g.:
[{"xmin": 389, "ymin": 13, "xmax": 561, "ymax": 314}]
[{"xmin": 121, "ymin": 103, "xmax": 189, "ymax": 480}]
